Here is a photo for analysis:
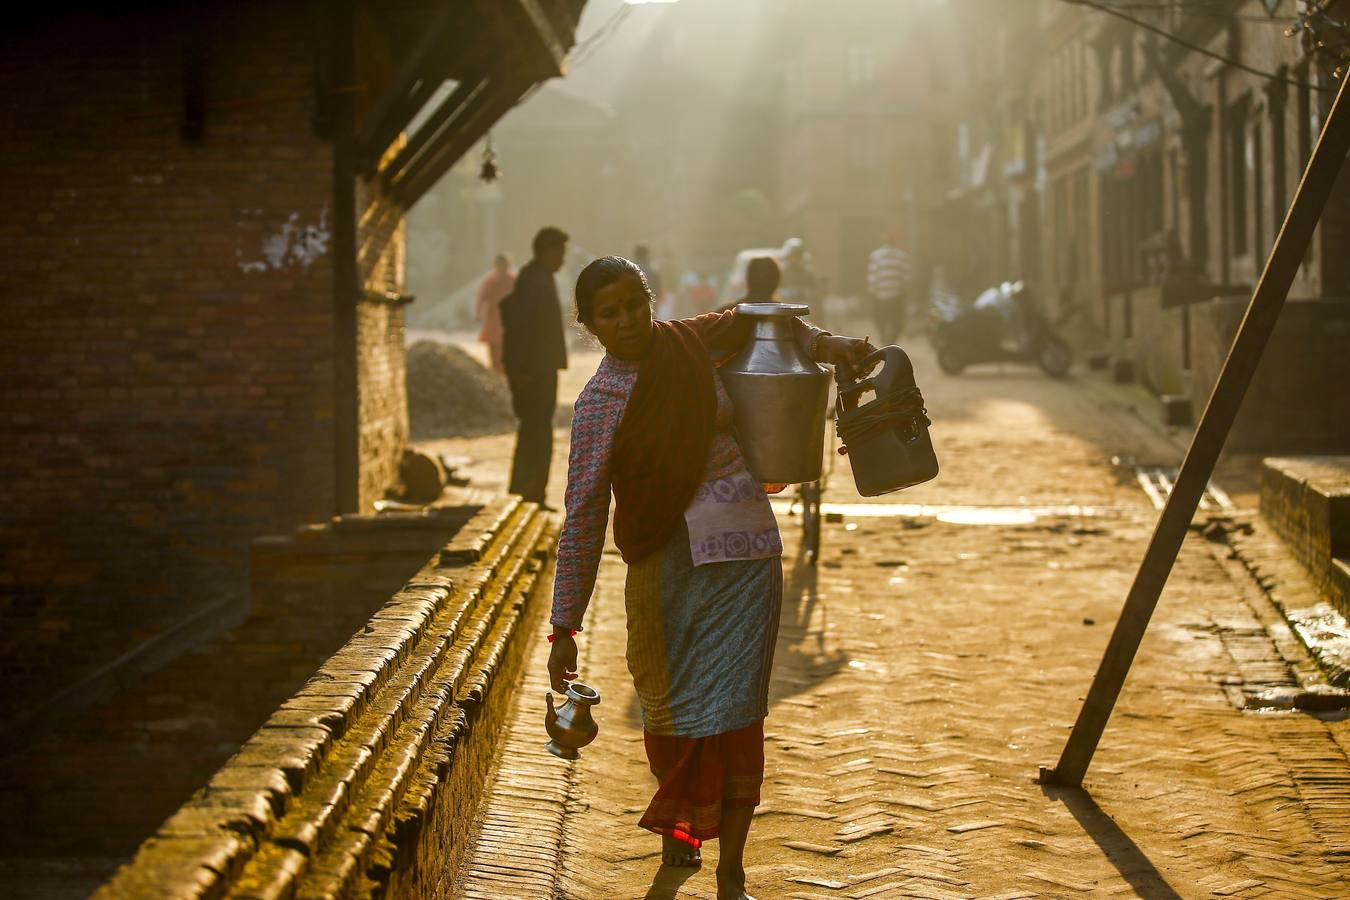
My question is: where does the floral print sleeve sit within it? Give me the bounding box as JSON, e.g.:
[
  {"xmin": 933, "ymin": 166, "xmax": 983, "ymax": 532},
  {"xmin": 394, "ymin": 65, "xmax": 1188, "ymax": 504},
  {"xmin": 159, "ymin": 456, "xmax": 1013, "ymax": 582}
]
[{"xmin": 550, "ymin": 358, "xmax": 638, "ymax": 631}]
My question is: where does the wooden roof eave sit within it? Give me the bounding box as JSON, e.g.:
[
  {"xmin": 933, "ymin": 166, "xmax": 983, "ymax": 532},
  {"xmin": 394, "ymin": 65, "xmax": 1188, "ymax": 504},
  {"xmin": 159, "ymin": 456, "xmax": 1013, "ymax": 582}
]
[{"xmin": 356, "ymin": 0, "xmax": 578, "ymax": 181}]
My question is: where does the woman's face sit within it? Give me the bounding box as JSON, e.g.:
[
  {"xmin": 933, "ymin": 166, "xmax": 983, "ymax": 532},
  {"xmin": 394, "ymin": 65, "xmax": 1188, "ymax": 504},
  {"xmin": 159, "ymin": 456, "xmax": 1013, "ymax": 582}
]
[{"xmin": 586, "ymin": 275, "xmax": 653, "ymax": 360}]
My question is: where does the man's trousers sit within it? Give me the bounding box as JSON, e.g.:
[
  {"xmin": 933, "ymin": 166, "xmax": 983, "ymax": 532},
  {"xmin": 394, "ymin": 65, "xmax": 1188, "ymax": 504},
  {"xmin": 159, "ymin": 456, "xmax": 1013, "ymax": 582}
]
[{"xmin": 507, "ymin": 369, "xmax": 558, "ymax": 505}]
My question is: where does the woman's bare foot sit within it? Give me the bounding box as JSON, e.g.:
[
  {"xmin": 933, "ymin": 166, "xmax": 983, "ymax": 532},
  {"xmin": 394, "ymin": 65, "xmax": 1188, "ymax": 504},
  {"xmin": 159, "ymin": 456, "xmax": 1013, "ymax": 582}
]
[
  {"xmin": 716, "ymin": 865, "xmax": 755, "ymax": 899},
  {"xmin": 661, "ymin": 834, "xmax": 701, "ymax": 867}
]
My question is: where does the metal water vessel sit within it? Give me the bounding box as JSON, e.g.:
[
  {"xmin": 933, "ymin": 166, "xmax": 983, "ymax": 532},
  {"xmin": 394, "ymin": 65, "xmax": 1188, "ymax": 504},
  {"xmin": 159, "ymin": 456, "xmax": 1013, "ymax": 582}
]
[
  {"xmin": 718, "ymin": 302, "xmax": 830, "ymax": 484},
  {"xmin": 544, "ymin": 681, "xmax": 600, "ymax": 760}
]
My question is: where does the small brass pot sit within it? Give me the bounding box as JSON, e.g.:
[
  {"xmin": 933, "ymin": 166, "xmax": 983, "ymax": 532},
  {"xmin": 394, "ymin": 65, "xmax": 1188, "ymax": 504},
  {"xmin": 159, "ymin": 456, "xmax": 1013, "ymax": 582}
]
[{"xmin": 544, "ymin": 681, "xmax": 600, "ymax": 760}]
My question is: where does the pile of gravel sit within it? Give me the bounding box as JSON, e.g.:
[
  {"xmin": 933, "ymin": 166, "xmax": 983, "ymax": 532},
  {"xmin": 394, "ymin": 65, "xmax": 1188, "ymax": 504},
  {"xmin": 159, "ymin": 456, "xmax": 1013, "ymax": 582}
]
[{"xmin": 406, "ymin": 340, "xmax": 515, "ymax": 440}]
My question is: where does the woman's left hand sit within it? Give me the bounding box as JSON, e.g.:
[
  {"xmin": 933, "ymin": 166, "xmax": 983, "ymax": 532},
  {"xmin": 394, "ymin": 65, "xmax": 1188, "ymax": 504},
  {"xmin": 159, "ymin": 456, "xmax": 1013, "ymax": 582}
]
[{"xmin": 820, "ymin": 335, "xmax": 877, "ymax": 369}]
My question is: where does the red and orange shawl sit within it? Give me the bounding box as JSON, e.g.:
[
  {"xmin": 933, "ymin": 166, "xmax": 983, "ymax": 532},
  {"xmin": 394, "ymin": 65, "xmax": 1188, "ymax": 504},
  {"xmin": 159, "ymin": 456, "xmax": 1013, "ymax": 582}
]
[{"xmin": 609, "ymin": 310, "xmax": 749, "ymax": 564}]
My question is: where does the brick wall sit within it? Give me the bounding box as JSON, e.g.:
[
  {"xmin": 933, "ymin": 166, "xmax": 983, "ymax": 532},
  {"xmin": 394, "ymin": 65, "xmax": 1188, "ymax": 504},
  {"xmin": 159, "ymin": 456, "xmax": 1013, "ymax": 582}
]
[
  {"xmin": 1261, "ymin": 456, "xmax": 1350, "ymax": 618},
  {"xmin": 1192, "ymin": 299, "xmax": 1350, "ymax": 454},
  {"xmin": 356, "ymin": 177, "xmax": 411, "ymax": 511},
  {"xmin": 357, "ymin": 296, "xmax": 411, "ymax": 510},
  {"xmin": 1100, "ymin": 288, "xmax": 1350, "ymax": 454},
  {"xmin": 0, "ymin": 6, "xmax": 339, "ymax": 723}
]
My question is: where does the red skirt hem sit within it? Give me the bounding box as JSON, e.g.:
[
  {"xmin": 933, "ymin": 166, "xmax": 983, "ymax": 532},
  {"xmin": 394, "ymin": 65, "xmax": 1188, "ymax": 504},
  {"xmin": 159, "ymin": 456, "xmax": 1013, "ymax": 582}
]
[{"xmin": 637, "ymin": 720, "xmax": 765, "ymax": 842}]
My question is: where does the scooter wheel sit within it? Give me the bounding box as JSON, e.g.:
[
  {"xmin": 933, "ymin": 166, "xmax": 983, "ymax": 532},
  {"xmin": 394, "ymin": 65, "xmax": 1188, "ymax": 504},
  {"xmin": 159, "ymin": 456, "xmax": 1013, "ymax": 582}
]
[
  {"xmin": 937, "ymin": 343, "xmax": 966, "ymax": 375},
  {"xmin": 1037, "ymin": 338, "xmax": 1072, "ymax": 378}
]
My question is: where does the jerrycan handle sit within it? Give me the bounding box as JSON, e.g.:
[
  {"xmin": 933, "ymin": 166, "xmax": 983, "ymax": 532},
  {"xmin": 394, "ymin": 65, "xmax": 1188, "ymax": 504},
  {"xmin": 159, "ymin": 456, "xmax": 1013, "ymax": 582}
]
[{"xmin": 834, "ymin": 348, "xmax": 888, "ymax": 413}]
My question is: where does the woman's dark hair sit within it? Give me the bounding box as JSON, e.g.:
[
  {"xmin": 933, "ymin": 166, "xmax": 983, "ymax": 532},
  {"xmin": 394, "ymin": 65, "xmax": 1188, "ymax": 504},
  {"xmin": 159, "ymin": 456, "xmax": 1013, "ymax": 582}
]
[{"xmin": 574, "ymin": 256, "xmax": 652, "ymax": 323}]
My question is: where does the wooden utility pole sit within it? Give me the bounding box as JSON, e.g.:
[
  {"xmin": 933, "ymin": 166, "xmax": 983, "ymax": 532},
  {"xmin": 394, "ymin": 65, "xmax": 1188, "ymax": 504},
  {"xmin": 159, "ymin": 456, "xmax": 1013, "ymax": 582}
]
[{"xmin": 1042, "ymin": 70, "xmax": 1350, "ymax": 788}]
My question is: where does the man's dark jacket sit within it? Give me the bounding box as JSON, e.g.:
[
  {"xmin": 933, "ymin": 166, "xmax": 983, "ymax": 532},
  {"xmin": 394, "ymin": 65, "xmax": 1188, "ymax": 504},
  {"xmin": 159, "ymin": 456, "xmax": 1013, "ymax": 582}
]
[{"xmin": 501, "ymin": 260, "xmax": 568, "ymax": 377}]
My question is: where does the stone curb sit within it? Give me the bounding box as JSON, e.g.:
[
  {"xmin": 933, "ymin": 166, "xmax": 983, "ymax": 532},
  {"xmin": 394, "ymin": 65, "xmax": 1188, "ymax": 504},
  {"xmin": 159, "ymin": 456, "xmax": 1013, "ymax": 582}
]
[{"xmin": 94, "ymin": 496, "xmax": 557, "ymax": 899}]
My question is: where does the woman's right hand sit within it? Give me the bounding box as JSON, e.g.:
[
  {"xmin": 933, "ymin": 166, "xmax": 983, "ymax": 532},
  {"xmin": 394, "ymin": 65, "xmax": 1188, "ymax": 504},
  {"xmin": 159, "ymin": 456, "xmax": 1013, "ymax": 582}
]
[{"xmin": 547, "ymin": 630, "xmax": 578, "ymax": 694}]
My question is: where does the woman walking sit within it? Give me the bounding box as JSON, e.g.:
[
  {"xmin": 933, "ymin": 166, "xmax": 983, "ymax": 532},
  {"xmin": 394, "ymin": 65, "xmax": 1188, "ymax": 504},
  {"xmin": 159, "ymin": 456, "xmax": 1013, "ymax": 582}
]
[{"xmin": 547, "ymin": 256, "xmax": 873, "ymax": 899}]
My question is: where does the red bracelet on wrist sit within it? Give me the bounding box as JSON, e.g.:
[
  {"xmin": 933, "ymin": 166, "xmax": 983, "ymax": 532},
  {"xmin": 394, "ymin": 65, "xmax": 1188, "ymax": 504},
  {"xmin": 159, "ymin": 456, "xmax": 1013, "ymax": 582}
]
[{"xmin": 547, "ymin": 629, "xmax": 578, "ymax": 643}]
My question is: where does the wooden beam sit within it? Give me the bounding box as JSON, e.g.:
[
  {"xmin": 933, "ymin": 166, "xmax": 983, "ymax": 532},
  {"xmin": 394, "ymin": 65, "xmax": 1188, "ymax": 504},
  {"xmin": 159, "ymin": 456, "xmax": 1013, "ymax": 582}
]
[
  {"xmin": 379, "ymin": 70, "xmax": 492, "ymax": 188},
  {"xmin": 354, "ymin": 1, "xmax": 460, "ymax": 172},
  {"xmin": 516, "ymin": 0, "xmax": 570, "ymax": 75},
  {"xmin": 391, "ymin": 76, "xmax": 527, "ymax": 208},
  {"xmin": 473, "ymin": 0, "xmax": 570, "ymax": 78},
  {"xmin": 1041, "ymin": 70, "xmax": 1350, "ymax": 788}
]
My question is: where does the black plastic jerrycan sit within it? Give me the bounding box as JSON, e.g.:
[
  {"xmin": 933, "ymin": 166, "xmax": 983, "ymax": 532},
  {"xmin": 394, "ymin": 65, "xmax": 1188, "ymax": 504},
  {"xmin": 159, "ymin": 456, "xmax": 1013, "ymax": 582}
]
[{"xmin": 834, "ymin": 346, "xmax": 939, "ymax": 496}]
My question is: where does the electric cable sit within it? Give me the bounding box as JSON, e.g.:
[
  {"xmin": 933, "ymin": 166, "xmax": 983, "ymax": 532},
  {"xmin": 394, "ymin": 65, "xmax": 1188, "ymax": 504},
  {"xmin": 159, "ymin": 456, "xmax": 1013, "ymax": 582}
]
[
  {"xmin": 1093, "ymin": 0, "xmax": 1297, "ymax": 22},
  {"xmin": 568, "ymin": 3, "xmax": 636, "ymax": 69},
  {"xmin": 1061, "ymin": 0, "xmax": 1333, "ymax": 90}
]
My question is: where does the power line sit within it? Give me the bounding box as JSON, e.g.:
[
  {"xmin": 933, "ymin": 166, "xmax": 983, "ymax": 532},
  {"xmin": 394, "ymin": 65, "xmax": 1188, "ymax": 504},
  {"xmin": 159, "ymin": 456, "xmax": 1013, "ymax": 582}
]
[
  {"xmin": 568, "ymin": 3, "xmax": 636, "ymax": 70},
  {"xmin": 507, "ymin": 3, "xmax": 635, "ymax": 112},
  {"xmin": 1095, "ymin": 1, "xmax": 1297, "ymax": 23},
  {"xmin": 1062, "ymin": 0, "xmax": 1332, "ymax": 90}
]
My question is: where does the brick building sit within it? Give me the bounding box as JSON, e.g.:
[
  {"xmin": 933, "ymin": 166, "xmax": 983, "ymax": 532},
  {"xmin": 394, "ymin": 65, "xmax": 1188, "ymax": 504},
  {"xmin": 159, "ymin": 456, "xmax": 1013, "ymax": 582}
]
[
  {"xmin": 0, "ymin": 1, "xmax": 583, "ymax": 733},
  {"xmin": 772, "ymin": 0, "xmax": 934, "ymax": 298},
  {"xmin": 926, "ymin": 0, "xmax": 1350, "ymax": 451}
]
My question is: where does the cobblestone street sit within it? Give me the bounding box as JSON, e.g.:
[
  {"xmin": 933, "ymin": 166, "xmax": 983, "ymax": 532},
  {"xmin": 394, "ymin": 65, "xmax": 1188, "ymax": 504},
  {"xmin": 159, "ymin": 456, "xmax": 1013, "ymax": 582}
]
[{"xmin": 438, "ymin": 341, "xmax": 1350, "ymax": 899}]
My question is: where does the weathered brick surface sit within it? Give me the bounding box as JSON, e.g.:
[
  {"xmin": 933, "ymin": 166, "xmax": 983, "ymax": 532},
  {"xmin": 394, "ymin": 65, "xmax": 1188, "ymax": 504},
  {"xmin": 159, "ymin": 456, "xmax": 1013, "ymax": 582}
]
[
  {"xmin": 356, "ymin": 162, "xmax": 412, "ymax": 514},
  {"xmin": 1261, "ymin": 456, "xmax": 1350, "ymax": 619},
  {"xmin": 1190, "ymin": 301, "xmax": 1350, "ymax": 455},
  {"xmin": 249, "ymin": 507, "xmax": 477, "ymax": 661},
  {"xmin": 0, "ymin": 5, "xmax": 333, "ymax": 722},
  {"xmin": 94, "ymin": 497, "xmax": 557, "ymax": 899},
  {"xmin": 0, "ymin": 3, "xmax": 413, "ymax": 726},
  {"xmin": 0, "ymin": 506, "xmax": 473, "ymax": 877},
  {"xmin": 358, "ymin": 295, "xmax": 411, "ymax": 514}
]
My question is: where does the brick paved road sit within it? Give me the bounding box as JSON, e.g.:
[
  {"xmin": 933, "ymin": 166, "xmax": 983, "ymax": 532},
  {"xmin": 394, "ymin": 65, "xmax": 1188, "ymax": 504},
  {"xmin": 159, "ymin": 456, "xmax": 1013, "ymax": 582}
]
[{"xmin": 446, "ymin": 342, "xmax": 1350, "ymax": 899}]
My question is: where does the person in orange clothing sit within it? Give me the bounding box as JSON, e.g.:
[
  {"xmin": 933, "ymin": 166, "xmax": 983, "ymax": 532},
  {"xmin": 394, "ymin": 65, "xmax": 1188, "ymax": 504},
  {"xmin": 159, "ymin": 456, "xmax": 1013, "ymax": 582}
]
[{"xmin": 475, "ymin": 253, "xmax": 515, "ymax": 374}]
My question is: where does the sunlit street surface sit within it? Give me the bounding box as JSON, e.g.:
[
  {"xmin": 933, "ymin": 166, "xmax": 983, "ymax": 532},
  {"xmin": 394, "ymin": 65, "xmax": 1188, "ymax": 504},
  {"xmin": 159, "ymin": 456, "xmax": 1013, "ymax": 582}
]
[{"xmin": 438, "ymin": 337, "xmax": 1350, "ymax": 899}]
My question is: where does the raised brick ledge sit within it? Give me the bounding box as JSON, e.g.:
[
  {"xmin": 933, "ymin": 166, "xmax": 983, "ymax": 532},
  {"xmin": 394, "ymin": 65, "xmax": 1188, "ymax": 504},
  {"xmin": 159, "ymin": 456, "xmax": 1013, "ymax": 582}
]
[
  {"xmin": 94, "ymin": 496, "xmax": 558, "ymax": 900},
  {"xmin": 1260, "ymin": 456, "xmax": 1350, "ymax": 618}
]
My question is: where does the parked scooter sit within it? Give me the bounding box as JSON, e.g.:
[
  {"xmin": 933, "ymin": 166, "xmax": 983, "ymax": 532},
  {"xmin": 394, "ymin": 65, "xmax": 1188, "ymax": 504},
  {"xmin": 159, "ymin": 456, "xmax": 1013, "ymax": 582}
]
[{"xmin": 928, "ymin": 281, "xmax": 1074, "ymax": 378}]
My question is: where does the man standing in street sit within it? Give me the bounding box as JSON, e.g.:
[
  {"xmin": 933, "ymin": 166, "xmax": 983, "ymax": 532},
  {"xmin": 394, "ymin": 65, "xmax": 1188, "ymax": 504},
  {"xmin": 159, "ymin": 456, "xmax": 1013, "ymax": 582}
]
[
  {"xmin": 867, "ymin": 234, "xmax": 911, "ymax": 344},
  {"xmin": 501, "ymin": 226, "xmax": 569, "ymax": 507}
]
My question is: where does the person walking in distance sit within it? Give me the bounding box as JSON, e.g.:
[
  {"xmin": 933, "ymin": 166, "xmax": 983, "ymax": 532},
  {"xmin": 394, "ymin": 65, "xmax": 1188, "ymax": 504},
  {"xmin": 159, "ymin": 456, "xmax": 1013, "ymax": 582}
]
[
  {"xmin": 867, "ymin": 233, "xmax": 911, "ymax": 343},
  {"xmin": 501, "ymin": 226, "xmax": 569, "ymax": 506},
  {"xmin": 716, "ymin": 255, "xmax": 780, "ymax": 314},
  {"xmin": 475, "ymin": 253, "xmax": 515, "ymax": 374}
]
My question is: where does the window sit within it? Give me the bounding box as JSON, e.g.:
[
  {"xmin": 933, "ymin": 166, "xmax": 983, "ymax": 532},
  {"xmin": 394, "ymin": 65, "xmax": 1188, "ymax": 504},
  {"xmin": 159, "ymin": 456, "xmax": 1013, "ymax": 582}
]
[
  {"xmin": 784, "ymin": 61, "xmax": 805, "ymax": 109},
  {"xmin": 1074, "ymin": 41, "xmax": 1087, "ymax": 122},
  {"xmin": 1229, "ymin": 100, "xmax": 1249, "ymax": 257},
  {"xmin": 1074, "ymin": 167, "xmax": 1090, "ymax": 278},
  {"xmin": 1271, "ymin": 93, "xmax": 1287, "ymax": 228},
  {"xmin": 847, "ymin": 45, "xmax": 877, "ymax": 87},
  {"xmin": 932, "ymin": 123, "xmax": 954, "ymax": 181},
  {"xmin": 1298, "ymin": 67, "xmax": 1313, "ymax": 168},
  {"xmin": 1101, "ymin": 173, "xmax": 1117, "ymax": 289},
  {"xmin": 1252, "ymin": 121, "xmax": 1265, "ymax": 260},
  {"xmin": 848, "ymin": 130, "xmax": 880, "ymax": 181},
  {"xmin": 1099, "ymin": 42, "xmax": 1116, "ymax": 108},
  {"xmin": 1053, "ymin": 176, "xmax": 1069, "ymax": 282},
  {"xmin": 1168, "ymin": 147, "xmax": 1182, "ymax": 237},
  {"xmin": 1122, "ymin": 34, "xmax": 1136, "ymax": 92}
]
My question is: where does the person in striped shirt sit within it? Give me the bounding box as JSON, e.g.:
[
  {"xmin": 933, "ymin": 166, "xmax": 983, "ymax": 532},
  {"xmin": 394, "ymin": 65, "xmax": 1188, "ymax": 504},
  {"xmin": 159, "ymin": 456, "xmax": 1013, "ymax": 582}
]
[{"xmin": 866, "ymin": 234, "xmax": 911, "ymax": 343}]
